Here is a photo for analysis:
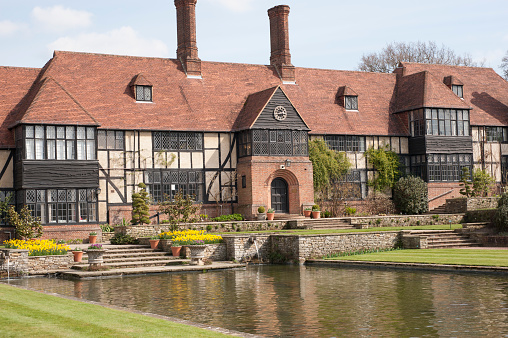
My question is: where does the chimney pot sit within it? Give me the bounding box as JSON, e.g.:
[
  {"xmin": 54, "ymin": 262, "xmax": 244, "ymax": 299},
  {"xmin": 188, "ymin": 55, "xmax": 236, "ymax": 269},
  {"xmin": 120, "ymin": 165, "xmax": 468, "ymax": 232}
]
[
  {"xmin": 175, "ymin": 0, "xmax": 201, "ymax": 78},
  {"xmin": 268, "ymin": 5, "xmax": 295, "ymax": 83}
]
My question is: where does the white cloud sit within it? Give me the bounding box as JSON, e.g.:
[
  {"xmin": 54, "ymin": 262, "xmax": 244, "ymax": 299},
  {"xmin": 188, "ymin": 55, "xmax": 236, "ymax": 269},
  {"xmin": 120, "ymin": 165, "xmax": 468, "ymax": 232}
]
[
  {"xmin": 0, "ymin": 20, "xmax": 27, "ymax": 37},
  {"xmin": 31, "ymin": 6, "xmax": 92, "ymax": 32},
  {"xmin": 205, "ymin": 0, "xmax": 254, "ymax": 12},
  {"xmin": 47, "ymin": 26, "xmax": 169, "ymax": 58}
]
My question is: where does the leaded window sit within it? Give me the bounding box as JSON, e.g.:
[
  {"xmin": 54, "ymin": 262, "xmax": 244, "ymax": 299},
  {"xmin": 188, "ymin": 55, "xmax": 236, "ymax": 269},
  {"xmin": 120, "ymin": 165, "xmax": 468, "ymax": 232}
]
[
  {"xmin": 136, "ymin": 85, "xmax": 152, "ymax": 102},
  {"xmin": 452, "ymin": 85, "xmax": 463, "ymax": 98},
  {"xmin": 410, "ymin": 109, "xmax": 425, "ymax": 137},
  {"xmin": 410, "ymin": 155, "xmax": 427, "ymax": 179},
  {"xmin": 98, "ymin": 130, "xmax": 125, "ymax": 150},
  {"xmin": 24, "ymin": 125, "xmax": 96, "ymax": 160},
  {"xmin": 22, "ymin": 188, "xmax": 97, "ymax": 224},
  {"xmin": 0, "ymin": 190, "xmax": 14, "ymax": 225},
  {"xmin": 485, "ymin": 127, "xmax": 508, "ymax": 143},
  {"xmin": 153, "ymin": 132, "xmax": 203, "ymax": 151},
  {"xmin": 244, "ymin": 129, "xmax": 308, "ymax": 157},
  {"xmin": 336, "ymin": 170, "xmax": 367, "ymax": 199},
  {"xmin": 145, "ymin": 170, "xmax": 204, "ymax": 203},
  {"xmin": 424, "ymin": 108, "xmax": 470, "ymax": 136},
  {"xmin": 325, "ymin": 135, "xmax": 365, "ymax": 152},
  {"xmin": 427, "ymin": 154, "xmax": 472, "ymax": 182},
  {"xmin": 345, "ymin": 96, "xmax": 358, "ymax": 110}
]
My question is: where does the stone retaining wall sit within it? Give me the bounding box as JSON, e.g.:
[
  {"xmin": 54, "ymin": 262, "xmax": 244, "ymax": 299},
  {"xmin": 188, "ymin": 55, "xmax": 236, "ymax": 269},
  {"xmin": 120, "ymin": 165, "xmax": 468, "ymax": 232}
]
[
  {"xmin": 115, "ymin": 220, "xmax": 287, "ymax": 238},
  {"xmin": 27, "ymin": 254, "xmax": 72, "ymax": 274},
  {"xmin": 445, "ymin": 197, "xmax": 499, "ymax": 213},
  {"xmin": 0, "ymin": 249, "xmax": 28, "ymax": 276},
  {"xmin": 222, "ymin": 235, "xmax": 271, "ymax": 262},
  {"xmin": 349, "ymin": 214, "xmax": 464, "ymax": 228}
]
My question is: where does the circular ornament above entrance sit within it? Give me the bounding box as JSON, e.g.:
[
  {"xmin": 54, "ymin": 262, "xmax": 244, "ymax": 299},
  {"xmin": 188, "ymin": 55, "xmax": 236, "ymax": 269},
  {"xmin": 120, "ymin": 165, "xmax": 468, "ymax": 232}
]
[{"xmin": 273, "ymin": 106, "xmax": 287, "ymax": 121}]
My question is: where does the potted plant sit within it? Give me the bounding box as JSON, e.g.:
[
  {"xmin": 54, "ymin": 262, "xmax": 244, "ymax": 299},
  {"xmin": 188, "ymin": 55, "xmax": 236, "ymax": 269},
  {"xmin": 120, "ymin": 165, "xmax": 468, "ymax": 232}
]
[
  {"xmin": 89, "ymin": 232, "xmax": 98, "ymax": 244},
  {"xmin": 84, "ymin": 244, "xmax": 107, "ymax": 267},
  {"xmin": 311, "ymin": 205, "xmax": 321, "ymax": 219},
  {"xmin": 257, "ymin": 206, "xmax": 266, "ymax": 221},
  {"xmin": 71, "ymin": 247, "xmax": 83, "ymax": 262},
  {"xmin": 171, "ymin": 240, "xmax": 182, "ymax": 257},
  {"xmin": 266, "ymin": 208, "xmax": 275, "ymax": 220},
  {"xmin": 149, "ymin": 235, "xmax": 160, "ymax": 250},
  {"xmin": 303, "ymin": 207, "xmax": 312, "ymax": 217},
  {"xmin": 184, "ymin": 240, "xmax": 207, "ymax": 265}
]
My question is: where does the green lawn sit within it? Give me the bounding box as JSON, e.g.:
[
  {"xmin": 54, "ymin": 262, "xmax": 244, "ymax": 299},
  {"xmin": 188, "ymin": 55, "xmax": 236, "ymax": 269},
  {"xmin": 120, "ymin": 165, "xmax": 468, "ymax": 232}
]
[
  {"xmin": 327, "ymin": 249, "xmax": 508, "ymax": 267},
  {"xmin": 219, "ymin": 224, "xmax": 462, "ymax": 236},
  {"xmin": 0, "ymin": 283, "xmax": 229, "ymax": 338}
]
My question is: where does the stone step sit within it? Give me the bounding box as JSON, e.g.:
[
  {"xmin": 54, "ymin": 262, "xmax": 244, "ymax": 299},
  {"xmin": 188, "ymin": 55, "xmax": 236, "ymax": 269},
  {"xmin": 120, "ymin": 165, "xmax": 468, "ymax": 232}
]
[
  {"xmin": 102, "ymin": 248, "xmax": 157, "ymax": 254},
  {"xmin": 427, "ymin": 243, "xmax": 482, "ymax": 248},
  {"xmin": 102, "ymin": 256, "xmax": 176, "ymax": 264},
  {"xmin": 273, "ymin": 213, "xmax": 306, "ymax": 220},
  {"xmin": 72, "ymin": 259, "xmax": 189, "ymax": 270},
  {"xmin": 102, "ymin": 251, "xmax": 169, "ymax": 259}
]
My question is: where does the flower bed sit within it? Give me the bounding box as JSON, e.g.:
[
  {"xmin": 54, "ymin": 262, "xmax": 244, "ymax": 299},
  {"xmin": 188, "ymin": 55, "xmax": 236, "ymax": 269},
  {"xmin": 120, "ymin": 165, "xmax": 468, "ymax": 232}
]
[
  {"xmin": 3, "ymin": 239, "xmax": 70, "ymax": 256},
  {"xmin": 158, "ymin": 230, "xmax": 222, "ymax": 245}
]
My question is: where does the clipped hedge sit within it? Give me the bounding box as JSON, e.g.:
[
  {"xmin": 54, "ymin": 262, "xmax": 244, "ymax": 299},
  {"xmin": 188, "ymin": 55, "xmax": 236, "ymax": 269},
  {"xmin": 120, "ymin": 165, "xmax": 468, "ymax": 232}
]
[
  {"xmin": 464, "ymin": 208, "xmax": 496, "ymax": 223},
  {"xmin": 393, "ymin": 176, "xmax": 428, "ymax": 214},
  {"xmin": 494, "ymin": 193, "xmax": 508, "ymax": 231}
]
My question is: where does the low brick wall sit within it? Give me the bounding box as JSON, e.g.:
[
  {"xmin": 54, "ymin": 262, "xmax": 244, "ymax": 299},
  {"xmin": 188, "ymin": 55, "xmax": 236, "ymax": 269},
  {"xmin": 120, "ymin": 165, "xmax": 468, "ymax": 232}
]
[
  {"xmin": 446, "ymin": 197, "xmax": 499, "ymax": 213},
  {"xmin": 349, "ymin": 214, "xmax": 464, "ymax": 228}
]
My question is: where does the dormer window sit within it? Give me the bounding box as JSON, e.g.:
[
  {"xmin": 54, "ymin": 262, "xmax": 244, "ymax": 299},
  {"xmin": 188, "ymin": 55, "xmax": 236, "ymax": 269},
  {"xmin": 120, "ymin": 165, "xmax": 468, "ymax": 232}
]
[
  {"xmin": 452, "ymin": 85, "xmax": 463, "ymax": 98},
  {"xmin": 345, "ymin": 96, "xmax": 358, "ymax": 110},
  {"xmin": 136, "ymin": 85, "xmax": 152, "ymax": 102}
]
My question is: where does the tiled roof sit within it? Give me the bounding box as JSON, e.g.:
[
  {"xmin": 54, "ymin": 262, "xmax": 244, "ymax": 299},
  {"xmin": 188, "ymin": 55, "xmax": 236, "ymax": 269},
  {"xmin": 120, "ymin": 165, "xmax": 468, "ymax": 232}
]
[
  {"xmin": 400, "ymin": 62, "xmax": 508, "ymax": 126},
  {"xmin": 395, "ymin": 70, "xmax": 470, "ymax": 112},
  {"xmin": 0, "ymin": 66, "xmax": 40, "ymax": 147},
  {"xmin": 233, "ymin": 86, "xmax": 278, "ymax": 131}
]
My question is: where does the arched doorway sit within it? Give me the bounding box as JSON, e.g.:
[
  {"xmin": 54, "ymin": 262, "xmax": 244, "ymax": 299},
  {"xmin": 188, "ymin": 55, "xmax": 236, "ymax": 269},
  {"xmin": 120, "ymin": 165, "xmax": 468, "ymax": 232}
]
[{"xmin": 271, "ymin": 178, "xmax": 288, "ymax": 213}]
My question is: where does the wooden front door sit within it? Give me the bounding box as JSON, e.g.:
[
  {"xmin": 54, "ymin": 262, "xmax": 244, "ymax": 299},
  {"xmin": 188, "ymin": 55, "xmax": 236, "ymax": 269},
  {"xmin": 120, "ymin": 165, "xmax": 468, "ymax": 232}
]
[{"xmin": 271, "ymin": 178, "xmax": 288, "ymax": 213}]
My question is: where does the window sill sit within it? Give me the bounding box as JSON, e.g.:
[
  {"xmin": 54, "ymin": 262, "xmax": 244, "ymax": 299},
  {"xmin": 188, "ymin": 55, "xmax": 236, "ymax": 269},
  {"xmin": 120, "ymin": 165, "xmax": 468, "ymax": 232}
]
[{"xmin": 136, "ymin": 100, "xmax": 155, "ymax": 104}]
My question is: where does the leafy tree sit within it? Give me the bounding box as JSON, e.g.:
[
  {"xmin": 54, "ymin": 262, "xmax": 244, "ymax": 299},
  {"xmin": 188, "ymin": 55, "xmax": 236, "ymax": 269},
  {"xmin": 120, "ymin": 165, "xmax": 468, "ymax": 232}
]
[
  {"xmin": 358, "ymin": 41, "xmax": 484, "ymax": 73},
  {"xmin": 393, "ymin": 176, "xmax": 428, "ymax": 215},
  {"xmin": 0, "ymin": 193, "xmax": 12, "ymax": 224},
  {"xmin": 501, "ymin": 50, "xmax": 508, "ymax": 80},
  {"xmin": 459, "ymin": 167, "xmax": 473, "ymax": 197},
  {"xmin": 131, "ymin": 183, "xmax": 150, "ymax": 225},
  {"xmin": 472, "ymin": 169, "xmax": 495, "ymax": 197},
  {"xmin": 308, "ymin": 139, "xmax": 352, "ymax": 207},
  {"xmin": 7, "ymin": 205, "xmax": 43, "ymax": 239},
  {"xmin": 158, "ymin": 190, "xmax": 201, "ymax": 231},
  {"xmin": 365, "ymin": 145, "xmax": 401, "ymax": 192}
]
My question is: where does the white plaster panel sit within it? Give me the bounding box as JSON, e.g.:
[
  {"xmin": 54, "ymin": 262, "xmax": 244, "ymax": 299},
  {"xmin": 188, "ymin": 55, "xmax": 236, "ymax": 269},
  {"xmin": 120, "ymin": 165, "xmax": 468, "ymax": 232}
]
[
  {"xmin": 98, "ymin": 150, "xmax": 108, "ymax": 168},
  {"xmin": 400, "ymin": 138, "xmax": 409, "ymax": 154},
  {"xmin": 204, "ymin": 133, "xmax": 219, "ymax": 149},
  {"xmin": 346, "ymin": 153, "xmax": 356, "ymax": 167},
  {"xmin": 139, "ymin": 132, "xmax": 152, "ymax": 169},
  {"xmin": 108, "ymin": 179, "xmax": 125, "ymax": 204},
  {"xmin": 356, "ymin": 153, "xmax": 366, "ymax": 169},
  {"xmin": 125, "ymin": 131, "xmax": 135, "ymax": 152},
  {"xmin": 231, "ymin": 141, "xmax": 237, "ymax": 168},
  {"xmin": 220, "ymin": 133, "xmax": 231, "ymax": 167},
  {"xmin": 206, "ymin": 171, "xmax": 220, "ymax": 202},
  {"xmin": 180, "ymin": 152, "xmax": 191, "ymax": 169},
  {"xmin": 473, "ymin": 143, "xmax": 481, "ymax": 162},
  {"xmin": 205, "ymin": 149, "xmax": 219, "ymax": 168},
  {"xmin": 109, "ymin": 151, "xmax": 125, "ymax": 169},
  {"xmin": 502, "ymin": 144, "xmax": 508, "ymax": 155},
  {"xmin": 99, "ymin": 202, "xmax": 108, "ymax": 223},
  {"xmin": 192, "ymin": 152, "xmax": 203, "ymax": 169},
  {"xmin": 0, "ymin": 151, "xmax": 13, "ymax": 188},
  {"xmin": 153, "ymin": 152, "xmax": 178, "ymax": 168},
  {"xmin": 490, "ymin": 143, "xmax": 501, "ymax": 163},
  {"xmin": 471, "ymin": 127, "xmax": 480, "ymax": 142},
  {"xmin": 378, "ymin": 137, "xmax": 390, "ymax": 148},
  {"xmin": 391, "ymin": 137, "xmax": 400, "ymax": 153},
  {"xmin": 365, "ymin": 137, "xmax": 374, "ymax": 151}
]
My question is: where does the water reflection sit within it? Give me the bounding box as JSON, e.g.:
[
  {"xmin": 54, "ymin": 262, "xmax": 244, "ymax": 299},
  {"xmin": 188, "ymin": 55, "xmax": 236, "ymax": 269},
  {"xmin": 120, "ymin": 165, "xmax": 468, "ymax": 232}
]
[{"xmin": 5, "ymin": 266, "xmax": 508, "ymax": 337}]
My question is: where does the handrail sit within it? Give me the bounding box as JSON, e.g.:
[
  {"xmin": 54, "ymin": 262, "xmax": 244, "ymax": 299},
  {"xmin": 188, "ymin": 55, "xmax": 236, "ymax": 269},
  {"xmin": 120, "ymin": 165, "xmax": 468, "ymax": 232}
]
[{"xmin": 428, "ymin": 189, "xmax": 454, "ymax": 202}]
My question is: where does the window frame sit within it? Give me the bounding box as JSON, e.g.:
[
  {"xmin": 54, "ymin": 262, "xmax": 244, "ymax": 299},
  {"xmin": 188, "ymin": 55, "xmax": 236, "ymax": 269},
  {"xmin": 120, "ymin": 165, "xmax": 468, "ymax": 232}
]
[
  {"xmin": 344, "ymin": 96, "xmax": 358, "ymax": 110},
  {"xmin": 135, "ymin": 85, "xmax": 153, "ymax": 102},
  {"xmin": 451, "ymin": 85, "xmax": 464, "ymax": 98},
  {"xmin": 240, "ymin": 129, "xmax": 308, "ymax": 157},
  {"xmin": 145, "ymin": 169, "xmax": 204, "ymax": 203}
]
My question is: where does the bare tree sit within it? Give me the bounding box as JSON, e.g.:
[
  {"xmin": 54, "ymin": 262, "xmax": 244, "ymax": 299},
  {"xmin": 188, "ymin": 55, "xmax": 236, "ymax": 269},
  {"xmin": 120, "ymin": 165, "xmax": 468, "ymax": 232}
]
[
  {"xmin": 501, "ymin": 50, "xmax": 508, "ymax": 80},
  {"xmin": 358, "ymin": 41, "xmax": 484, "ymax": 73}
]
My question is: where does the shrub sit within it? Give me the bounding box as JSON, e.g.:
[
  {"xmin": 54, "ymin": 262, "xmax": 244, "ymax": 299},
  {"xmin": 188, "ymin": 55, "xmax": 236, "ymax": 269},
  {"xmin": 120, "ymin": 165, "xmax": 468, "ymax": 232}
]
[
  {"xmin": 393, "ymin": 176, "xmax": 428, "ymax": 215},
  {"xmin": 323, "ymin": 210, "xmax": 332, "ymax": 218},
  {"xmin": 312, "ymin": 204, "xmax": 320, "ymax": 211},
  {"xmin": 210, "ymin": 214, "xmax": 244, "ymax": 222},
  {"xmin": 100, "ymin": 224, "xmax": 115, "ymax": 233},
  {"xmin": 7, "ymin": 205, "xmax": 43, "ymax": 240},
  {"xmin": 206, "ymin": 225, "xmax": 212, "ymax": 231},
  {"xmin": 257, "ymin": 206, "xmax": 265, "ymax": 213},
  {"xmin": 344, "ymin": 207, "xmax": 356, "ymax": 216},
  {"xmin": 131, "ymin": 183, "xmax": 150, "ymax": 225},
  {"xmin": 494, "ymin": 193, "xmax": 508, "ymax": 231},
  {"xmin": 110, "ymin": 233, "xmax": 138, "ymax": 245}
]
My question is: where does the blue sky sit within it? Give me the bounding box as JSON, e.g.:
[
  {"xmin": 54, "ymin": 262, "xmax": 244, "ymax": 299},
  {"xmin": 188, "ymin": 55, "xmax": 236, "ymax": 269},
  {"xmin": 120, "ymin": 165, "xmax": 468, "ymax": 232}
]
[{"xmin": 0, "ymin": 0, "xmax": 506, "ymax": 75}]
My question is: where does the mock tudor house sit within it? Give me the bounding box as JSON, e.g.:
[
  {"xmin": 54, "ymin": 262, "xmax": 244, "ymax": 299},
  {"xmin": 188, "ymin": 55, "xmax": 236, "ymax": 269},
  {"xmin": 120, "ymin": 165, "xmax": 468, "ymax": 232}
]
[{"xmin": 0, "ymin": 1, "xmax": 507, "ymax": 240}]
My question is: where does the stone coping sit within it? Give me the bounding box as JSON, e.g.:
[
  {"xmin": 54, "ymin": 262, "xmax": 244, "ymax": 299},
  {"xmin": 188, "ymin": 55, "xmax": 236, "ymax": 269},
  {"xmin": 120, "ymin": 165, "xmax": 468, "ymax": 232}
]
[
  {"xmin": 306, "ymin": 259, "xmax": 508, "ymax": 274},
  {"xmin": 57, "ymin": 261, "xmax": 246, "ymax": 279}
]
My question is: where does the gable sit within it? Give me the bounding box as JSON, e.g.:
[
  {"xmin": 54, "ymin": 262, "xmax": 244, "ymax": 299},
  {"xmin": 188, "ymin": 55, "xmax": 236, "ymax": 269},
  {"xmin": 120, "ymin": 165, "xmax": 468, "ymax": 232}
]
[{"xmin": 252, "ymin": 87, "xmax": 309, "ymax": 130}]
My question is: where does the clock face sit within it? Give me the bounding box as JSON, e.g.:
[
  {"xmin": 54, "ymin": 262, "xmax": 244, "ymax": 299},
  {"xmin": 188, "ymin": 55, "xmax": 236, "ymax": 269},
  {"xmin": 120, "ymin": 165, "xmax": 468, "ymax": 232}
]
[{"xmin": 273, "ymin": 106, "xmax": 287, "ymax": 121}]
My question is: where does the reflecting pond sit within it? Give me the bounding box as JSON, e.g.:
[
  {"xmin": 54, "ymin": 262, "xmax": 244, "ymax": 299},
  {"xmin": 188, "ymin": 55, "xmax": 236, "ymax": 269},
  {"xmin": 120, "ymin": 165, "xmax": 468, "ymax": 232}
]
[{"xmin": 4, "ymin": 265, "xmax": 508, "ymax": 337}]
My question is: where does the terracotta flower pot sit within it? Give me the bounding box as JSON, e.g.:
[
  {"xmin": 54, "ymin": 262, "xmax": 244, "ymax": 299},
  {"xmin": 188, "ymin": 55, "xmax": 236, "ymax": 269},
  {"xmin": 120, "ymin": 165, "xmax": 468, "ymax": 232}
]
[
  {"xmin": 149, "ymin": 239, "xmax": 160, "ymax": 249},
  {"xmin": 72, "ymin": 251, "xmax": 83, "ymax": 262},
  {"xmin": 311, "ymin": 211, "xmax": 321, "ymax": 219},
  {"xmin": 303, "ymin": 210, "xmax": 312, "ymax": 217},
  {"xmin": 266, "ymin": 213, "xmax": 275, "ymax": 220},
  {"xmin": 89, "ymin": 235, "xmax": 97, "ymax": 244},
  {"xmin": 171, "ymin": 246, "xmax": 182, "ymax": 257}
]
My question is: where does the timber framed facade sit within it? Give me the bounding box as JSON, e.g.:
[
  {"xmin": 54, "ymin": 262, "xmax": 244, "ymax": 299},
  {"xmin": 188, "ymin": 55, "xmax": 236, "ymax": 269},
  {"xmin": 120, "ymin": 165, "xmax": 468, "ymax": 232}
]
[{"xmin": 0, "ymin": 1, "xmax": 507, "ymax": 240}]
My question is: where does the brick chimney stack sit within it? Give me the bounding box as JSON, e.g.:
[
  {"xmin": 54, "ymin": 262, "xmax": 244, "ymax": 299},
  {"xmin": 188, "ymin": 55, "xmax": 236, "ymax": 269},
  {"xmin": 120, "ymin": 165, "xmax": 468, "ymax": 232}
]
[
  {"xmin": 175, "ymin": 0, "xmax": 201, "ymax": 78},
  {"xmin": 268, "ymin": 5, "xmax": 295, "ymax": 83}
]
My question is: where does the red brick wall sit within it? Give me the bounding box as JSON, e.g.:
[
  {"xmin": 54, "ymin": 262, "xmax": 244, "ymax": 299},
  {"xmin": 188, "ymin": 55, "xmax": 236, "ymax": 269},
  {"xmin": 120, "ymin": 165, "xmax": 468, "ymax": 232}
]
[
  {"xmin": 237, "ymin": 156, "xmax": 314, "ymax": 219},
  {"xmin": 428, "ymin": 182, "xmax": 462, "ymax": 210}
]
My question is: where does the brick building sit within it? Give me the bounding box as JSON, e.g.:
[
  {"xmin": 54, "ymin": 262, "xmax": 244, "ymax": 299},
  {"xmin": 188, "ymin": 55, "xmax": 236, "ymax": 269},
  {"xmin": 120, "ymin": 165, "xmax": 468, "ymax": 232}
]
[{"xmin": 0, "ymin": 1, "xmax": 507, "ymax": 240}]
